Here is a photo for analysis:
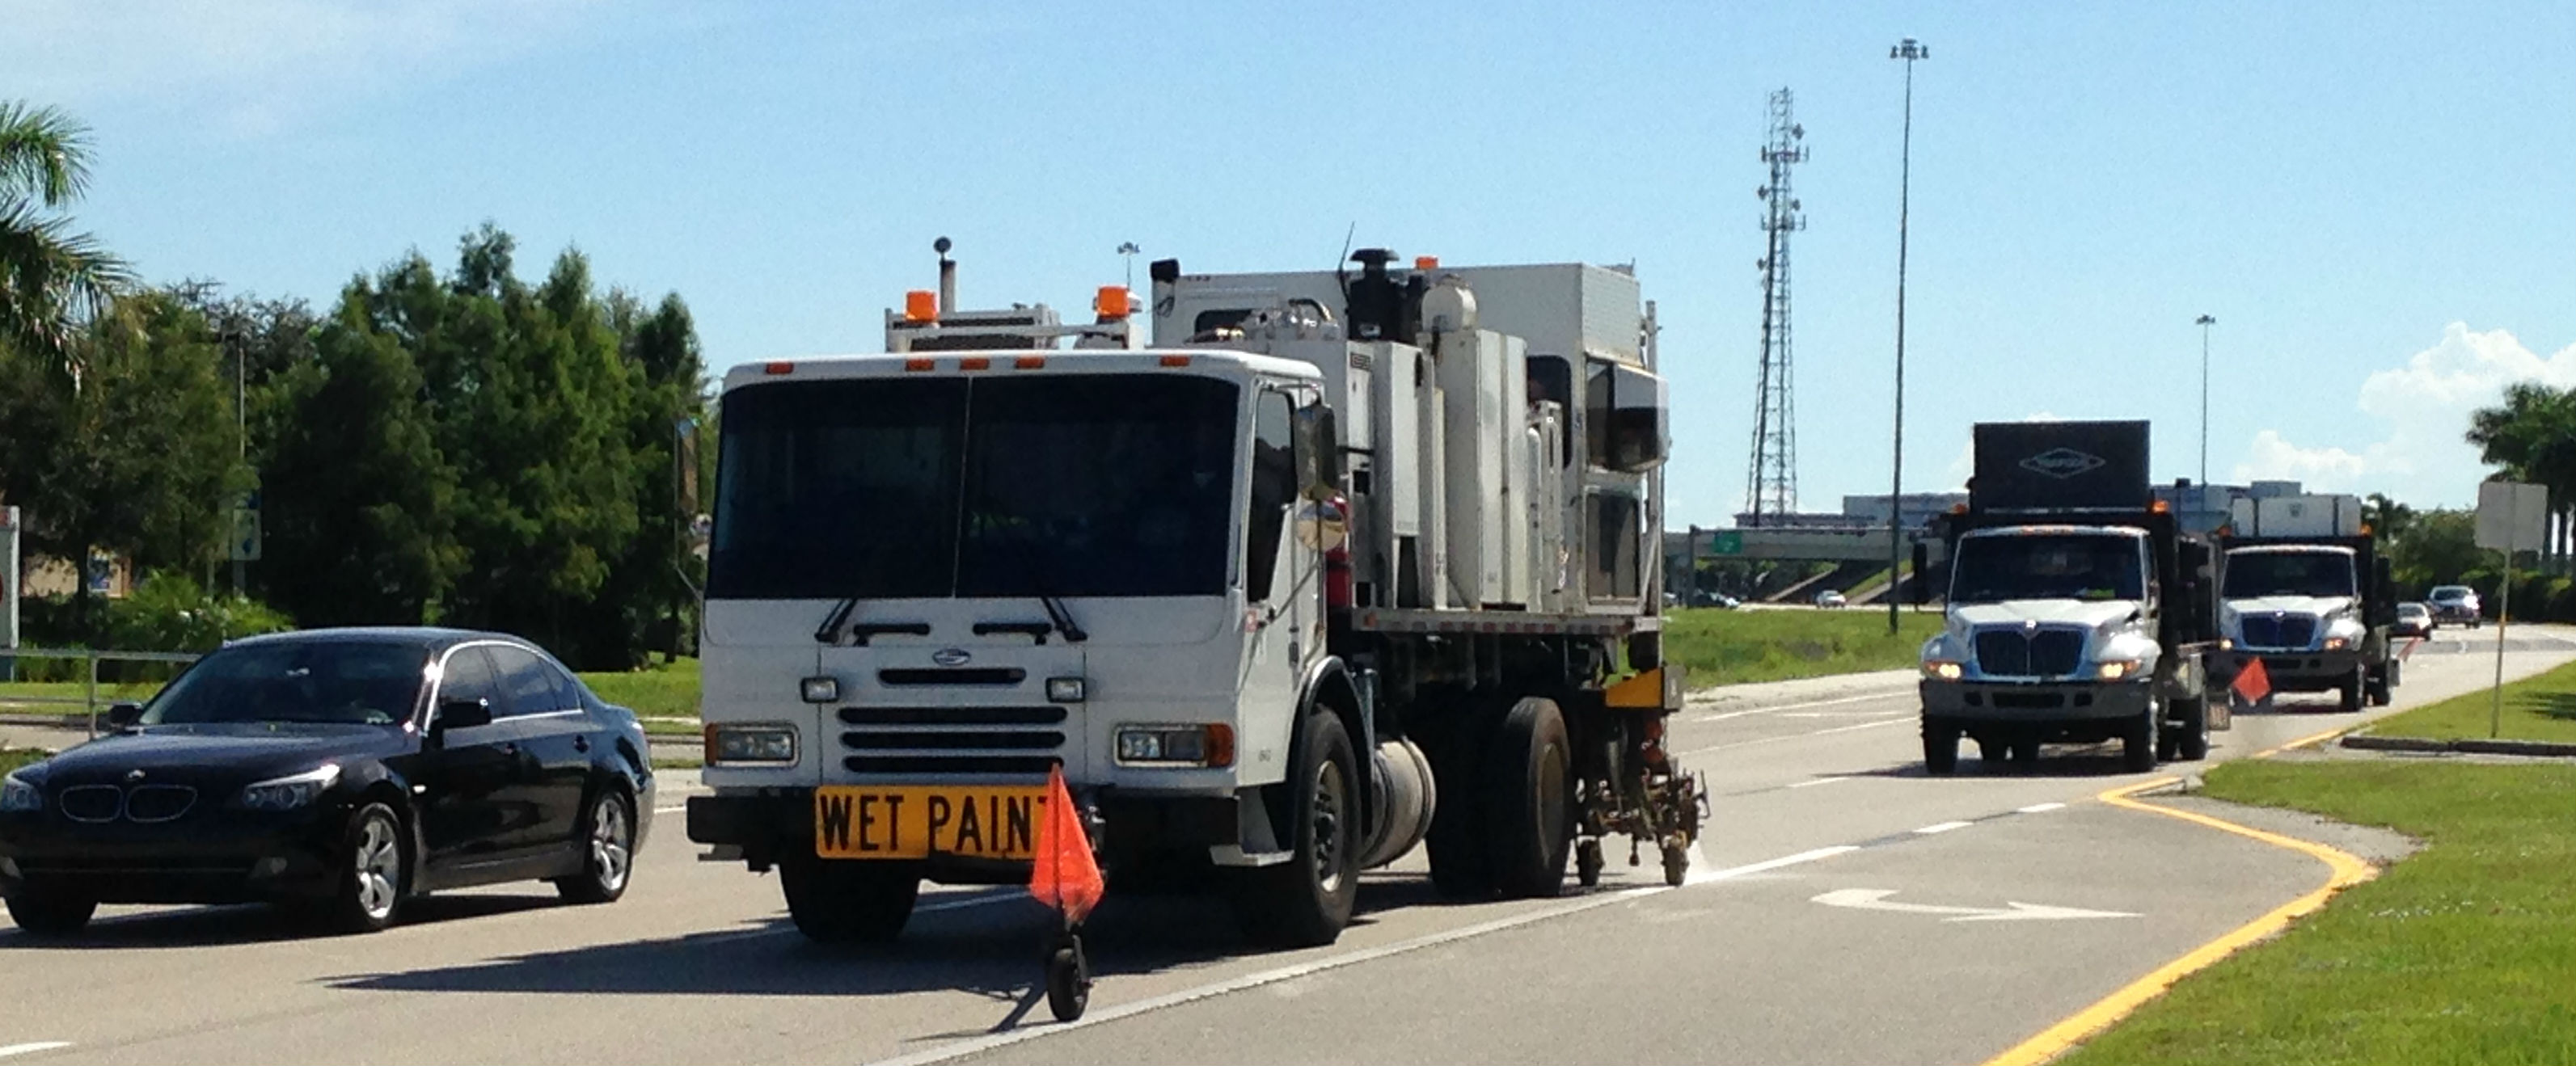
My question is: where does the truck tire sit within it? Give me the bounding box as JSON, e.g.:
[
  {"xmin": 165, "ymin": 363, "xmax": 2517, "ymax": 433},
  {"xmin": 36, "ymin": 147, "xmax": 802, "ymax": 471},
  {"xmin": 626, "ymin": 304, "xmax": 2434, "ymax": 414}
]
[
  {"xmin": 1626, "ymin": 632, "xmax": 1662, "ymax": 672},
  {"xmin": 1237, "ymin": 710, "xmax": 1362, "ymax": 947},
  {"xmin": 1922, "ymin": 718, "xmax": 1960, "ymax": 776},
  {"xmin": 1424, "ymin": 711, "xmax": 1495, "ymax": 900},
  {"xmin": 2171, "ymin": 694, "xmax": 2211, "ymax": 761},
  {"xmin": 1975, "ymin": 735, "xmax": 2008, "ymax": 769},
  {"xmin": 2366, "ymin": 664, "xmax": 2393, "ymax": 707},
  {"xmin": 2121, "ymin": 704, "xmax": 2160, "ymax": 773},
  {"xmin": 2338, "ymin": 668, "xmax": 2365, "ymax": 713},
  {"xmin": 780, "ymin": 857, "xmax": 918, "ymax": 945},
  {"xmin": 1482, "ymin": 697, "xmax": 1573, "ymax": 900}
]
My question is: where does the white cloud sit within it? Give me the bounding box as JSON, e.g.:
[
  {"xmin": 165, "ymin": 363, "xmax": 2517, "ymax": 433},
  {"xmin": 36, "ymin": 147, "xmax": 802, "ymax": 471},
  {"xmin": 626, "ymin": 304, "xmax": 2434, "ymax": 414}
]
[
  {"xmin": 10, "ymin": 0, "xmax": 612, "ymax": 135},
  {"xmin": 2234, "ymin": 324, "xmax": 2576, "ymax": 507}
]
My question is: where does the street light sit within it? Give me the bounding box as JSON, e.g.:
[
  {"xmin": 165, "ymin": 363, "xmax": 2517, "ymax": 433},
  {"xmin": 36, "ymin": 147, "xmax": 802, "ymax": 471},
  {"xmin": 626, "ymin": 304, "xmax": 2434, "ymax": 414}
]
[
  {"xmin": 2197, "ymin": 314, "xmax": 2216, "ymax": 494},
  {"xmin": 1888, "ymin": 36, "xmax": 1928, "ymax": 634},
  {"xmin": 1117, "ymin": 242, "xmax": 1142, "ymax": 292}
]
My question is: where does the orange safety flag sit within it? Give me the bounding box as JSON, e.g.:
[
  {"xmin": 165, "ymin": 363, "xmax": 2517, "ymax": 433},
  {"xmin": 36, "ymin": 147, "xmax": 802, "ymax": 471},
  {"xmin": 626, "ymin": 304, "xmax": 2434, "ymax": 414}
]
[
  {"xmin": 1028, "ymin": 765, "xmax": 1104, "ymax": 923},
  {"xmin": 2231, "ymin": 656, "xmax": 2272, "ymax": 705}
]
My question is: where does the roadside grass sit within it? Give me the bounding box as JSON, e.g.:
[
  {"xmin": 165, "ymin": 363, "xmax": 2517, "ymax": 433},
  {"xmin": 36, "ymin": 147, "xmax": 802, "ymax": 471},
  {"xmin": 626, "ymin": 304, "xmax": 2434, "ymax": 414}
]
[
  {"xmin": 0, "ymin": 748, "xmax": 44, "ymax": 773},
  {"xmin": 2365, "ymin": 656, "xmax": 2576, "ymax": 744},
  {"xmin": 2059, "ymin": 759, "xmax": 2576, "ymax": 1066},
  {"xmin": 1662, "ymin": 607, "xmax": 1941, "ymax": 688},
  {"xmin": 579, "ymin": 657, "xmax": 700, "ymax": 722}
]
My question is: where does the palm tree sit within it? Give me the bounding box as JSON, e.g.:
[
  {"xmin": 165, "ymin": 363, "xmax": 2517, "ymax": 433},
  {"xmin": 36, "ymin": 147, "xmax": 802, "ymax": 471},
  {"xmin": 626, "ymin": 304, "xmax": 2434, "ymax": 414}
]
[
  {"xmin": 2467, "ymin": 381, "xmax": 2576, "ymax": 571},
  {"xmin": 2, "ymin": 100, "xmax": 133, "ymax": 373}
]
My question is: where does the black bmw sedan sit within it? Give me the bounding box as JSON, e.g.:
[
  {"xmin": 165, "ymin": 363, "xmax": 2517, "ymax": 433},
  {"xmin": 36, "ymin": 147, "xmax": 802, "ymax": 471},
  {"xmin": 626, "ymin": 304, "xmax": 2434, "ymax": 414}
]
[{"xmin": 0, "ymin": 628, "xmax": 653, "ymax": 936}]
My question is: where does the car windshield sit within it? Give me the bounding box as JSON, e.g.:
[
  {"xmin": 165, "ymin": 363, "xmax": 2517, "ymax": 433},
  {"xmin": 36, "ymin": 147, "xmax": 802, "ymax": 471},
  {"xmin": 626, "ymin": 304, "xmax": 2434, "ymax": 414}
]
[
  {"xmin": 2431, "ymin": 587, "xmax": 2472, "ymax": 601},
  {"xmin": 141, "ymin": 642, "xmax": 428, "ymax": 727},
  {"xmin": 1949, "ymin": 533, "xmax": 2146, "ymax": 604},
  {"xmin": 2400, "ymin": 604, "xmax": 2429, "ymax": 617},
  {"xmin": 2223, "ymin": 551, "xmax": 2356, "ymax": 598},
  {"xmin": 708, "ymin": 373, "xmax": 1239, "ymax": 600}
]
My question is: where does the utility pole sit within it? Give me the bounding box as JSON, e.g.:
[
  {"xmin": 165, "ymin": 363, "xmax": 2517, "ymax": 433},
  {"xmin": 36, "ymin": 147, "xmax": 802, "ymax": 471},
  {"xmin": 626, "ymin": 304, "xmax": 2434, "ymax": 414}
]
[
  {"xmin": 2197, "ymin": 314, "xmax": 2216, "ymax": 493},
  {"xmin": 1888, "ymin": 36, "xmax": 1928, "ymax": 634},
  {"xmin": 1117, "ymin": 242, "xmax": 1141, "ymax": 293}
]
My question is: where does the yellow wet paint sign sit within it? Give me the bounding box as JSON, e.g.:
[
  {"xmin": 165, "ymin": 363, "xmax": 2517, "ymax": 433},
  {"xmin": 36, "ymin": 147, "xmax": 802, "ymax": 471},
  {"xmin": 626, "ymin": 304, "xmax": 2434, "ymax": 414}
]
[{"xmin": 813, "ymin": 785, "xmax": 1050, "ymax": 860}]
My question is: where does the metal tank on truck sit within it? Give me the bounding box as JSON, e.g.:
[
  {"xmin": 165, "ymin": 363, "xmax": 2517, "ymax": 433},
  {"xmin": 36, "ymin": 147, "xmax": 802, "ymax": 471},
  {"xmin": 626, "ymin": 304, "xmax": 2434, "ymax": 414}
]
[
  {"xmin": 2215, "ymin": 493, "xmax": 2401, "ymax": 711},
  {"xmin": 686, "ymin": 241, "xmax": 1703, "ymax": 954},
  {"xmin": 1910, "ymin": 421, "xmax": 2226, "ymax": 773}
]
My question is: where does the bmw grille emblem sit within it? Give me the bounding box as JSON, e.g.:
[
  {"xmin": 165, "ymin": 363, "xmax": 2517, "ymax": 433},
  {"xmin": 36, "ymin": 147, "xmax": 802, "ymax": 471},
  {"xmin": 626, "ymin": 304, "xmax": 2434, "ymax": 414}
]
[
  {"xmin": 931, "ymin": 647, "xmax": 973, "ymax": 668},
  {"xmin": 125, "ymin": 769, "xmax": 146, "ymax": 782}
]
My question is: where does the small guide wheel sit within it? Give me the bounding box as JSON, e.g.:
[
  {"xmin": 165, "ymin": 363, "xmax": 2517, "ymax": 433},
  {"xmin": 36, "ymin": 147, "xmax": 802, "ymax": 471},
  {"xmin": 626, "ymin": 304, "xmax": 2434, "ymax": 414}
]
[
  {"xmin": 1046, "ymin": 941, "xmax": 1091, "ymax": 1022},
  {"xmin": 1575, "ymin": 839, "xmax": 1605, "ymax": 887},
  {"xmin": 1660, "ymin": 840, "xmax": 1689, "ymax": 887}
]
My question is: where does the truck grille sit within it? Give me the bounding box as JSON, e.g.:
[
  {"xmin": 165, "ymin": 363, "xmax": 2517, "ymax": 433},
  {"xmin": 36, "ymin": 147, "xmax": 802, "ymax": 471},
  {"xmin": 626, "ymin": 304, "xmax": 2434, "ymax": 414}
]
[
  {"xmin": 836, "ymin": 705, "xmax": 1066, "ymax": 777},
  {"xmin": 1974, "ymin": 627, "xmax": 2086, "ymax": 677},
  {"xmin": 2237, "ymin": 613, "xmax": 2318, "ymax": 650}
]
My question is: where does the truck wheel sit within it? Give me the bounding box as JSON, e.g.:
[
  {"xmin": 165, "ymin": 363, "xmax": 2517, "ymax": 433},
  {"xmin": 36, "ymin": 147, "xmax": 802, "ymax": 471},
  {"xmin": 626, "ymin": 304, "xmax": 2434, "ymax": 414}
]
[
  {"xmin": 2366, "ymin": 665, "xmax": 2393, "ymax": 707},
  {"xmin": 1974, "ymin": 735, "xmax": 2008, "ymax": 769},
  {"xmin": 2173, "ymin": 695, "xmax": 2211, "ymax": 761},
  {"xmin": 1922, "ymin": 718, "xmax": 1960, "ymax": 776},
  {"xmin": 780, "ymin": 857, "xmax": 918, "ymax": 945},
  {"xmin": 1239, "ymin": 710, "xmax": 1362, "ymax": 946},
  {"xmin": 2338, "ymin": 669, "xmax": 2365, "ymax": 713},
  {"xmin": 1482, "ymin": 697, "xmax": 1573, "ymax": 900},
  {"xmin": 1575, "ymin": 839, "xmax": 1605, "ymax": 887},
  {"xmin": 2121, "ymin": 706, "xmax": 2160, "ymax": 773},
  {"xmin": 1424, "ymin": 712, "xmax": 1495, "ymax": 900}
]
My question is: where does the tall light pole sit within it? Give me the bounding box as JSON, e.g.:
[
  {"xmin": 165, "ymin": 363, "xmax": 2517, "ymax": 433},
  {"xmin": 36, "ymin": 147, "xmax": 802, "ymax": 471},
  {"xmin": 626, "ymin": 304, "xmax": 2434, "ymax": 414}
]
[
  {"xmin": 1117, "ymin": 242, "xmax": 1141, "ymax": 292},
  {"xmin": 1888, "ymin": 36, "xmax": 1928, "ymax": 634},
  {"xmin": 2196, "ymin": 314, "xmax": 2216, "ymax": 495}
]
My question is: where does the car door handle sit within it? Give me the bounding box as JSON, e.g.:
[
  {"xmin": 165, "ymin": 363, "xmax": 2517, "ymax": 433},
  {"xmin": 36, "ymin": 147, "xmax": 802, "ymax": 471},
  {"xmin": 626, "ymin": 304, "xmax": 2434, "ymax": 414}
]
[
  {"xmin": 572, "ymin": 735, "xmax": 590, "ymax": 753},
  {"xmin": 499, "ymin": 743, "xmax": 519, "ymax": 756}
]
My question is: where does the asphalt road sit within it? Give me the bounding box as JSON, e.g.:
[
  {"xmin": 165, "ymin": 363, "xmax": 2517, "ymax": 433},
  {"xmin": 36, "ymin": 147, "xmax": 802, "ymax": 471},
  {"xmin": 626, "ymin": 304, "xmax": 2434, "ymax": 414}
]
[{"xmin": 5, "ymin": 625, "xmax": 2567, "ymax": 1065}]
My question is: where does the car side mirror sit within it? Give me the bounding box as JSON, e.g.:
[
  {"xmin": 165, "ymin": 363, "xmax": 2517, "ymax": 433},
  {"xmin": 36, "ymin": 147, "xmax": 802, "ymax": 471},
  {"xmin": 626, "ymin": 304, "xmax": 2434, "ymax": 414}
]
[
  {"xmin": 103, "ymin": 702, "xmax": 143, "ymax": 729},
  {"xmin": 437, "ymin": 697, "xmax": 492, "ymax": 732}
]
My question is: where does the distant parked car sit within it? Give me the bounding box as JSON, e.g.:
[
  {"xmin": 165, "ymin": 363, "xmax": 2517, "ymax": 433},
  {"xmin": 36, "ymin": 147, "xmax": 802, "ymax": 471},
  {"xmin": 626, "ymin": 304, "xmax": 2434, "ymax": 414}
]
[
  {"xmin": 0, "ymin": 628, "xmax": 653, "ymax": 937},
  {"xmin": 1814, "ymin": 589, "xmax": 1848, "ymax": 609},
  {"xmin": 2426, "ymin": 585, "xmax": 2481, "ymax": 627},
  {"xmin": 2392, "ymin": 601, "xmax": 2433, "ymax": 638}
]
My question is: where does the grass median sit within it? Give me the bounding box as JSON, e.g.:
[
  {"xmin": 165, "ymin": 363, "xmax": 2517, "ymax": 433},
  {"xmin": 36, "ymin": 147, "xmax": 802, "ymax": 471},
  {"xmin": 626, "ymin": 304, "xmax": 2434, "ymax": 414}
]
[
  {"xmin": 1661, "ymin": 606, "xmax": 1940, "ymax": 689},
  {"xmin": 2059, "ymin": 758, "xmax": 2576, "ymax": 1065},
  {"xmin": 2364, "ymin": 656, "xmax": 2576, "ymax": 744}
]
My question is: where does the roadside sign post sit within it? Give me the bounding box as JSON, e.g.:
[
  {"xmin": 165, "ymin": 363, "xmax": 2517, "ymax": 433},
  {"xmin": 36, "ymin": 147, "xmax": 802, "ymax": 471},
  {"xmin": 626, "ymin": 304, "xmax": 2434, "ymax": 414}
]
[
  {"xmin": 2476, "ymin": 481, "xmax": 2547, "ymax": 739},
  {"xmin": 2, "ymin": 505, "xmax": 17, "ymax": 682}
]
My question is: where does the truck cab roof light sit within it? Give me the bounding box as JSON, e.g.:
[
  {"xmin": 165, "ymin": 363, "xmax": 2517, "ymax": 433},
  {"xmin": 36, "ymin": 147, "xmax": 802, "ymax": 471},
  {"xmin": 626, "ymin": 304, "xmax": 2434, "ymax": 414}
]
[
  {"xmin": 1096, "ymin": 285, "xmax": 1132, "ymax": 319},
  {"xmin": 1414, "ymin": 255, "xmax": 1439, "ymax": 271},
  {"xmin": 763, "ymin": 361, "xmax": 795, "ymax": 375},
  {"xmin": 1015, "ymin": 355, "xmax": 1047, "ymax": 369},
  {"xmin": 1159, "ymin": 355, "xmax": 1192, "ymax": 367},
  {"xmin": 904, "ymin": 357, "xmax": 934, "ymax": 372},
  {"xmin": 958, "ymin": 356, "xmax": 990, "ymax": 371},
  {"xmin": 904, "ymin": 290, "xmax": 938, "ymax": 322}
]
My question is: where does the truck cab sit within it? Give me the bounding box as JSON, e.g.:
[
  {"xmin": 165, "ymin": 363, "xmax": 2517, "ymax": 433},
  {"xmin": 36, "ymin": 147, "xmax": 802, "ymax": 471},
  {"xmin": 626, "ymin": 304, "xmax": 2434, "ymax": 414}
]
[{"xmin": 2215, "ymin": 494, "xmax": 2398, "ymax": 710}]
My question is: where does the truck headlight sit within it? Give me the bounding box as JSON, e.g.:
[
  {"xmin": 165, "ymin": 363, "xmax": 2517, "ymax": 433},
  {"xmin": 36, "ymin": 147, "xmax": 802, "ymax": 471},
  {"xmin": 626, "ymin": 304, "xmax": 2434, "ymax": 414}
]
[
  {"xmin": 800, "ymin": 676, "xmax": 840, "ymax": 703},
  {"xmin": 238, "ymin": 765, "xmax": 341, "ymax": 811},
  {"xmin": 2321, "ymin": 636, "xmax": 2350, "ymax": 651},
  {"xmin": 706, "ymin": 724, "xmax": 798, "ymax": 765},
  {"xmin": 1045, "ymin": 676, "xmax": 1087, "ymax": 702},
  {"xmin": 1922, "ymin": 660, "xmax": 1965, "ymax": 681},
  {"xmin": 2097, "ymin": 659, "xmax": 2145, "ymax": 680},
  {"xmin": 0, "ymin": 770, "xmax": 42, "ymax": 813},
  {"xmin": 1116, "ymin": 724, "xmax": 1235, "ymax": 768}
]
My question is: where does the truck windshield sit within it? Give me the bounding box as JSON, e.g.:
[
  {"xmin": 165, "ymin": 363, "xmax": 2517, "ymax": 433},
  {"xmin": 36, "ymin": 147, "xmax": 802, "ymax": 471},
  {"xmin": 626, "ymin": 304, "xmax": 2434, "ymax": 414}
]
[
  {"xmin": 1949, "ymin": 533, "xmax": 2145, "ymax": 604},
  {"xmin": 2223, "ymin": 551, "xmax": 2355, "ymax": 598},
  {"xmin": 709, "ymin": 373, "xmax": 1238, "ymax": 600}
]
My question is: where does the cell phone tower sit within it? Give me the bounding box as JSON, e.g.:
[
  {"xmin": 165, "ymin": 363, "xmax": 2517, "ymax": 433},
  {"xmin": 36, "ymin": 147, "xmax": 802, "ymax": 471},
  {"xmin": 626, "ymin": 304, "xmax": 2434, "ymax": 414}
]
[{"xmin": 1743, "ymin": 87, "xmax": 1807, "ymax": 526}]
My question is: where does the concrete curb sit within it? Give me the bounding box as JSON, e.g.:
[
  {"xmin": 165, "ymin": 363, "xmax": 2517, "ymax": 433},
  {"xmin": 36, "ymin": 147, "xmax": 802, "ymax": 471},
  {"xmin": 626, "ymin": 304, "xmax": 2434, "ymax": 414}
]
[{"xmin": 2340, "ymin": 732, "xmax": 2576, "ymax": 758}]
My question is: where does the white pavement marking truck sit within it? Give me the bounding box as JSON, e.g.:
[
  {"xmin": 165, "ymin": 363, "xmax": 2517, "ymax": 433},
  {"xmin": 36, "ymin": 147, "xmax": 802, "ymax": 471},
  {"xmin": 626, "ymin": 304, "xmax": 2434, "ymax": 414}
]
[
  {"xmin": 2215, "ymin": 494, "xmax": 2401, "ymax": 711},
  {"xmin": 1911, "ymin": 421, "xmax": 2224, "ymax": 773},
  {"xmin": 686, "ymin": 243, "xmax": 1700, "ymax": 950}
]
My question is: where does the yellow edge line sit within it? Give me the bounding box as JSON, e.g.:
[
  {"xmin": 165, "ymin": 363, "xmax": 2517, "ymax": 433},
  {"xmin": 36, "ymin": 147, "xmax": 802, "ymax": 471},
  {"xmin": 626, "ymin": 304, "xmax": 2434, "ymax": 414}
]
[
  {"xmin": 2253, "ymin": 723, "xmax": 2358, "ymax": 760},
  {"xmin": 1978, "ymin": 777, "xmax": 2379, "ymax": 1066}
]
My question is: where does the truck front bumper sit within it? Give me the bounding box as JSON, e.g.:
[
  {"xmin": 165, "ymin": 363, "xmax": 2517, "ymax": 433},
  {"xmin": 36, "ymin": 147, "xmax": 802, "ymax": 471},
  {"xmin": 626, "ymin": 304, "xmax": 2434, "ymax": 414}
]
[
  {"xmin": 2227, "ymin": 648, "xmax": 2365, "ymax": 692},
  {"xmin": 686, "ymin": 786, "xmax": 1248, "ymax": 885},
  {"xmin": 1919, "ymin": 679, "xmax": 2152, "ymax": 723}
]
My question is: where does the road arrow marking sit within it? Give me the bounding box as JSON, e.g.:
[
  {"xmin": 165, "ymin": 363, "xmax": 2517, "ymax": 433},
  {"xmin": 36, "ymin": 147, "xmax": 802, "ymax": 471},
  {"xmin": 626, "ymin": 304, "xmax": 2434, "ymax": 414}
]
[{"xmin": 1812, "ymin": 889, "xmax": 2139, "ymax": 922}]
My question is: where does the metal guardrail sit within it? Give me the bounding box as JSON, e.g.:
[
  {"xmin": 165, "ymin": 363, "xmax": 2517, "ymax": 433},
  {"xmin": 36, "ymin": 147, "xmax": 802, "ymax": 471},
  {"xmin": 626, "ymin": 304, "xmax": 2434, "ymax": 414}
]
[{"xmin": 0, "ymin": 647, "xmax": 201, "ymax": 738}]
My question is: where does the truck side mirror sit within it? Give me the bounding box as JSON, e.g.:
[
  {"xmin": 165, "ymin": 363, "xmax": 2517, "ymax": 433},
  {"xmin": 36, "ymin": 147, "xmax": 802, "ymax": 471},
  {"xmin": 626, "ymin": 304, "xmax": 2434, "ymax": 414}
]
[
  {"xmin": 1911, "ymin": 542, "xmax": 1932, "ymax": 605},
  {"xmin": 1297, "ymin": 403, "xmax": 1341, "ymax": 500},
  {"xmin": 2372, "ymin": 556, "xmax": 2397, "ymax": 625}
]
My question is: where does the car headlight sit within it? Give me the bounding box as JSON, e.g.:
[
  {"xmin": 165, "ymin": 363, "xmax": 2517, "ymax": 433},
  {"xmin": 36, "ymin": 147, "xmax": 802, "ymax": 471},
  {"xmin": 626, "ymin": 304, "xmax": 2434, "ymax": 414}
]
[
  {"xmin": 2097, "ymin": 659, "xmax": 2145, "ymax": 680},
  {"xmin": 705, "ymin": 723, "xmax": 798, "ymax": 765},
  {"xmin": 1922, "ymin": 660, "xmax": 1965, "ymax": 681},
  {"xmin": 238, "ymin": 765, "xmax": 341, "ymax": 811},
  {"xmin": 1115, "ymin": 724, "xmax": 1235, "ymax": 768},
  {"xmin": 0, "ymin": 771, "xmax": 42, "ymax": 813}
]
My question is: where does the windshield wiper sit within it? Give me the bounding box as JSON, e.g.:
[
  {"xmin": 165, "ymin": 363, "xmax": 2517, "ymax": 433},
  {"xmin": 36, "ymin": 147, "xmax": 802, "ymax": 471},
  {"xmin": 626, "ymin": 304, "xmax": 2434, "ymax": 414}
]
[
  {"xmin": 1041, "ymin": 594, "xmax": 1088, "ymax": 644},
  {"xmin": 815, "ymin": 597, "xmax": 861, "ymax": 644}
]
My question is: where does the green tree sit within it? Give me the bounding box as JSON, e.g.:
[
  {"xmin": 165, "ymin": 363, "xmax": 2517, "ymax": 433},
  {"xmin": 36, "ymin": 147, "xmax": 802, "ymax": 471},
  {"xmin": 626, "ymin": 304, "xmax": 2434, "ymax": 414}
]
[
  {"xmin": 256, "ymin": 301, "xmax": 462, "ymax": 626},
  {"xmin": 2388, "ymin": 508, "xmax": 2488, "ymax": 595},
  {"xmin": 0, "ymin": 294, "xmax": 246, "ymax": 630},
  {"xmin": 0, "ymin": 101, "xmax": 133, "ymax": 373},
  {"xmin": 2363, "ymin": 492, "xmax": 2416, "ymax": 547},
  {"xmin": 2466, "ymin": 381, "xmax": 2576, "ymax": 571}
]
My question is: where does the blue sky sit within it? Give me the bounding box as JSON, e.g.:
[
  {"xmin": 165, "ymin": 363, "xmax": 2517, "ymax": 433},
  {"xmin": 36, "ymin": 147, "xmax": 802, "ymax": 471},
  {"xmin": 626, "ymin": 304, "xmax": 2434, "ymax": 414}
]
[{"xmin": 13, "ymin": 1, "xmax": 2574, "ymax": 526}]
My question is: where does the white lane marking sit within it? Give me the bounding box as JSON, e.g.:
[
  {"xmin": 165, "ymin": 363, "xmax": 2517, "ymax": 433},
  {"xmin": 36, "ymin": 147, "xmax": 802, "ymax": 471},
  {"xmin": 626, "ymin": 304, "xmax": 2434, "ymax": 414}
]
[
  {"xmin": 655, "ymin": 805, "xmax": 687, "ymax": 815},
  {"xmin": 864, "ymin": 845, "xmax": 1859, "ymax": 1066},
  {"xmin": 1695, "ymin": 691, "xmax": 1906, "ymax": 723},
  {"xmin": 1912, "ymin": 821, "xmax": 1972, "ymax": 835},
  {"xmin": 2016, "ymin": 802, "xmax": 2067, "ymax": 814},
  {"xmin": 1681, "ymin": 714, "xmax": 1914, "ymax": 756},
  {"xmin": 1812, "ymin": 889, "xmax": 2139, "ymax": 922},
  {"xmin": 0, "ymin": 1044, "xmax": 71, "ymax": 1060},
  {"xmin": 1786, "ymin": 777, "xmax": 1849, "ymax": 789}
]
